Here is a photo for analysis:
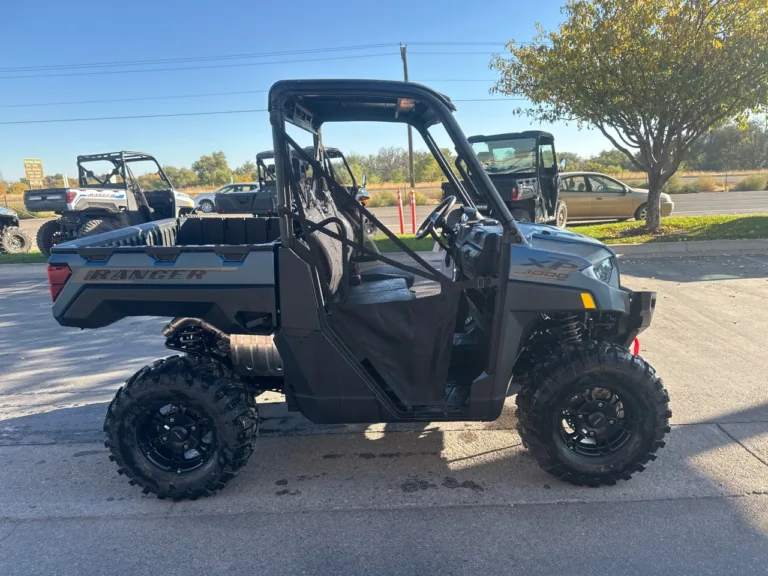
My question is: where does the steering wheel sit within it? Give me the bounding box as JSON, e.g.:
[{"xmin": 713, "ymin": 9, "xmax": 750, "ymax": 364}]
[{"xmin": 415, "ymin": 195, "xmax": 457, "ymax": 249}]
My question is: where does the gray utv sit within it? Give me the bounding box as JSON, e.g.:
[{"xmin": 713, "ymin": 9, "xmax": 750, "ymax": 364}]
[{"xmin": 45, "ymin": 79, "xmax": 670, "ymax": 499}]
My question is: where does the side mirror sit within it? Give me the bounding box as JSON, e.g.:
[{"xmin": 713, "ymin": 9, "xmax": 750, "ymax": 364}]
[
  {"xmin": 361, "ymin": 173, "xmax": 367, "ymax": 187},
  {"xmin": 559, "ymin": 158, "xmax": 567, "ymax": 171}
]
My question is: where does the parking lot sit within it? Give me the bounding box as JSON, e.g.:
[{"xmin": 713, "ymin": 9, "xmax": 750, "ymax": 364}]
[{"xmin": 1, "ymin": 254, "xmax": 767, "ymax": 575}]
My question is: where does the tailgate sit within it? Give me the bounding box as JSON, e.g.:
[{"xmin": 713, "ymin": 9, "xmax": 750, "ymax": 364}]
[{"xmin": 24, "ymin": 188, "xmax": 69, "ymax": 212}]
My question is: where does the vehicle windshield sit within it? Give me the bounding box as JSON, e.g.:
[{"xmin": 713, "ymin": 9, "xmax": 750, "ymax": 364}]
[{"xmin": 471, "ymin": 137, "xmax": 537, "ymax": 174}]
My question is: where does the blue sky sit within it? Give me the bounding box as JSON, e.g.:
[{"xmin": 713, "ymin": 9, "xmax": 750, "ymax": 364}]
[{"xmin": 0, "ymin": 0, "xmax": 608, "ymax": 181}]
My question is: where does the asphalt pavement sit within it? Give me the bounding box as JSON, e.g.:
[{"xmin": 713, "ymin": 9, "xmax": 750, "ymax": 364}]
[{"xmin": 0, "ymin": 254, "xmax": 767, "ymax": 574}]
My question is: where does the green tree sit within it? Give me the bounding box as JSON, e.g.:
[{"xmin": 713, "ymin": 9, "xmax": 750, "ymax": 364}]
[
  {"xmin": 492, "ymin": 0, "xmax": 768, "ymax": 231},
  {"xmin": 233, "ymin": 161, "xmax": 256, "ymax": 180},
  {"xmin": 192, "ymin": 151, "xmax": 232, "ymax": 186},
  {"xmin": 163, "ymin": 166, "xmax": 198, "ymax": 189},
  {"xmin": 558, "ymin": 152, "xmax": 583, "ymax": 171}
]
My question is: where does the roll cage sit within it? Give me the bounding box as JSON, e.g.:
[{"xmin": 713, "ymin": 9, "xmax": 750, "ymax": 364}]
[
  {"xmin": 268, "ymin": 79, "xmax": 525, "ymax": 248},
  {"xmin": 76, "ymin": 151, "xmax": 173, "ymax": 191}
]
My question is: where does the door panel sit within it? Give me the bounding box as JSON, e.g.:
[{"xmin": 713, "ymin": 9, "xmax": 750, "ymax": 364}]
[
  {"xmin": 558, "ymin": 176, "xmax": 590, "ymax": 218},
  {"xmin": 216, "ymin": 185, "xmax": 259, "ymax": 214},
  {"xmin": 250, "ymin": 188, "xmax": 275, "ymax": 215},
  {"xmin": 586, "ymin": 176, "xmax": 629, "ymax": 218}
]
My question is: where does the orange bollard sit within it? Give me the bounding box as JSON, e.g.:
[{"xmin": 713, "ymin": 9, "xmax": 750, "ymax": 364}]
[
  {"xmin": 410, "ymin": 188, "xmax": 417, "ymax": 234},
  {"xmin": 397, "ymin": 186, "xmax": 405, "ymax": 234}
]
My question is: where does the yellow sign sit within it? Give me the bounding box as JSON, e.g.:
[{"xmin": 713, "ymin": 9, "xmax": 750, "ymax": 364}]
[{"xmin": 23, "ymin": 158, "xmax": 45, "ymax": 189}]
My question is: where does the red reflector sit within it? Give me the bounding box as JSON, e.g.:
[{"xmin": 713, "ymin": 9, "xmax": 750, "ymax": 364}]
[
  {"xmin": 632, "ymin": 338, "xmax": 640, "ymax": 355},
  {"xmin": 65, "ymin": 190, "xmax": 77, "ymax": 203},
  {"xmin": 47, "ymin": 264, "xmax": 72, "ymax": 302},
  {"xmin": 511, "ymin": 186, "xmax": 519, "ymax": 200}
]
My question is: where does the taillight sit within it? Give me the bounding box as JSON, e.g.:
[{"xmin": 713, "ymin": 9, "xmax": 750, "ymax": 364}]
[
  {"xmin": 360, "ymin": 198, "xmax": 368, "ymax": 206},
  {"xmin": 65, "ymin": 190, "xmax": 77, "ymax": 203},
  {"xmin": 632, "ymin": 338, "xmax": 640, "ymax": 355},
  {"xmin": 511, "ymin": 186, "xmax": 519, "ymax": 200},
  {"xmin": 47, "ymin": 264, "xmax": 72, "ymax": 302}
]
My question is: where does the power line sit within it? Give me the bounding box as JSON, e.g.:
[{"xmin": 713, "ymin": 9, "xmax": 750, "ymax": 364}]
[
  {"xmin": 0, "ymin": 109, "xmax": 267, "ymax": 125},
  {"xmin": 0, "ymin": 43, "xmax": 402, "ymax": 73},
  {"xmin": 0, "ymin": 41, "xmax": 526, "ymax": 74},
  {"xmin": 0, "ymin": 98, "xmax": 526, "ymax": 125},
  {"xmin": 0, "ymin": 89, "xmax": 270, "ymax": 108},
  {"xmin": 0, "ymin": 52, "xmax": 397, "ymax": 80}
]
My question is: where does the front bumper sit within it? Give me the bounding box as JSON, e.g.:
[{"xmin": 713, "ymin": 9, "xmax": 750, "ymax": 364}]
[{"xmin": 617, "ymin": 290, "xmax": 656, "ymax": 348}]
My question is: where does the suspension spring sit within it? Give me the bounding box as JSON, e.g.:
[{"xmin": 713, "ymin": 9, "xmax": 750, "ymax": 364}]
[{"xmin": 552, "ymin": 313, "xmax": 583, "ymax": 345}]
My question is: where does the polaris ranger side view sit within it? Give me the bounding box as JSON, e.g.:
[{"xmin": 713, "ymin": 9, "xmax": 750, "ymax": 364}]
[
  {"xmin": 25, "ymin": 151, "xmax": 195, "ymax": 256},
  {"xmin": 0, "ymin": 206, "xmax": 32, "ymax": 254},
  {"xmin": 443, "ymin": 131, "xmax": 567, "ymax": 227},
  {"xmin": 46, "ymin": 80, "xmax": 670, "ymax": 499}
]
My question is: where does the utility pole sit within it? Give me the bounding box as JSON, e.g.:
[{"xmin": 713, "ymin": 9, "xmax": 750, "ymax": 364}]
[{"xmin": 400, "ymin": 44, "xmax": 415, "ymax": 190}]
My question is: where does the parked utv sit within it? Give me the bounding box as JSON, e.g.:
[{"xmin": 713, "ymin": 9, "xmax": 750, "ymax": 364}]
[
  {"xmin": 25, "ymin": 151, "xmax": 195, "ymax": 256},
  {"xmin": 443, "ymin": 131, "xmax": 567, "ymax": 227},
  {"xmin": 46, "ymin": 80, "xmax": 670, "ymax": 499},
  {"xmin": 0, "ymin": 206, "xmax": 32, "ymax": 254}
]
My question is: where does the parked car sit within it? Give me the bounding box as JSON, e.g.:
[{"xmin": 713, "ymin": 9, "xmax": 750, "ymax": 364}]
[
  {"xmin": 194, "ymin": 182, "xmax": 271, "ymax": 215},
  {"xmin": 559, "ymin": 172, "xmax": 674, "ymax": 221}
]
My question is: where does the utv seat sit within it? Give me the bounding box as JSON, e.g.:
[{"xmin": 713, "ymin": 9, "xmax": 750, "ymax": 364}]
[{"xmin": 301, "ymin": 176, "xmax": 415, "ymax": 307}]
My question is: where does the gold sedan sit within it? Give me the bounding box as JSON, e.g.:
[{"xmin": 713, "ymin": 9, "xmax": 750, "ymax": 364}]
[{"xmin": 559, "ymin": 172, "xmax": 674, "ymax": 221}]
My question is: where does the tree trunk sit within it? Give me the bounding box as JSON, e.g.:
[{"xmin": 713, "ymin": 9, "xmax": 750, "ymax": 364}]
[{"xmin": 646, "ymin": 170, "xmax": 663, "ymax": 233}]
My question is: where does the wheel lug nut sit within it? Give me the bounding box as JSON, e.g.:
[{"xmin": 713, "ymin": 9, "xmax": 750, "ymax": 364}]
[
  {"xmin": 191, "ymin": 426, "xmax": 196, "ymax": 431},
  {"xmin": 183, "ymin": 444, "xmax": 188, "ymax": 449},
  {"xmin": 169, "ymin": 418, "xmax": 175, "ymax": 423},
  {"xmin": 577, "ymin": 415, "xmax": 584, "ymax": 420},
  {"xmin": 589, "ymin": 431, "xmax": 595, "ymax": 437},
  {"xmin": 609, "ymin": 420, "xmax": 615, "ymax": 425},
  {"xmin": 162, "ymin": 436, "xmax": 168, "ymax": 442}
]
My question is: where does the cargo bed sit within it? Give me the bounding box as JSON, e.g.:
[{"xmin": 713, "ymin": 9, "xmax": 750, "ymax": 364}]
[{"xmin": 48, "ymin": 216, "xmax": 282, "ymax": 333}]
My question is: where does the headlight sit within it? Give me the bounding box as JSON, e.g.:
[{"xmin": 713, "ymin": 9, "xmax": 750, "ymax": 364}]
[{"xmin": 584, "ymin": 257, "xmax": 619, "ymax": 287}]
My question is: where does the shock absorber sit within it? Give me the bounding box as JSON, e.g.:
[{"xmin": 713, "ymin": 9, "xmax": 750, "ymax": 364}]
[{"xmin": 552, "ymin": 313, "xmax": 583, "ymax": 346}]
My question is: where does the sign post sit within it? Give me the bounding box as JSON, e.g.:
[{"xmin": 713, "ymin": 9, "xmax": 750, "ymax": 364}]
[
  {"xmin": 410, "ymin": 188, "xmax": 416, "ymax": 234},
  {"xmin": 23, "ymin": 159, "xmax": 45, "ymax": 189}
]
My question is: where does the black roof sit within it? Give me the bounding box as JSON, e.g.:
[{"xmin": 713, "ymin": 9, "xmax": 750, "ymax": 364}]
[
  {"xmin": 468, "ymin": 131, "xmax": 554, "ymax": 143},
  {"xmin": 268, "ymin": 79, "xmax": 456, "ymax": 130},
  {"xmin": 256, "ymin": 150, "xmax": 274, "ymax": 160}
]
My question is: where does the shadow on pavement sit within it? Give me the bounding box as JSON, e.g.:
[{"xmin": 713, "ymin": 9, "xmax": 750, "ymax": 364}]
[{"xmin": 620, "ymin": 253, "xmax": 768, "ymax": 283}]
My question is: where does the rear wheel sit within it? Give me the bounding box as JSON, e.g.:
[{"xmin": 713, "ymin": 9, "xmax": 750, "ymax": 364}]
[
  {"xmin": 198, "ymin": 200, "xmax": 215, "ymax": 213},
  {"xmin": 104, "ymin": 355, "xmax": 259, "ymax": 499},
  {"xmin": 516, "ymin": 342, "xmax": 671, "ymax": 487},
  {"xmin": 36, "ymin": 219, "xmax": 61, "ymax": 257},
  {"xmin": 78, "ymin": 219, "xmax": 120, "ymax": 237},
  {"xmin": 554, "ymin": 200, "xmax": 568, "ymax": 228},
  {"xmin": 511, "ymin": 209, "xmax": 533, "ymax": 223},
  {"xmin": 1, "ymin": 226, "xmax": 32, "ymax": 254}
]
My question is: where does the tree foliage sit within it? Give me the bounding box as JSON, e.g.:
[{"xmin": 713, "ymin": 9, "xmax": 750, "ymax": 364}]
[
  {"xmin": 191, "ymin": 151, "xmax": 232, "ymax": 186},
  {"xmin": 492, "ymin": 0, "xmax": 768, "ymax": 231}
]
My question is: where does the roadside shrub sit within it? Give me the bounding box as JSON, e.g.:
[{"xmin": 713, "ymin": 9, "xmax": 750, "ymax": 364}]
[
  {"xmin": 733, "ymin": 174, "xmax": 768, "ymax": 192},
  {"xmin": 367, "ymin": 191, "xmax": 397, "ymax": 207},
  {"xmin": 625, "ymin": 178, "xmax": 647, "ymax": 188},
  {"xmin": 695, "ymin": 176, "xmax": 718, "ymax": 192},
  {"xmin": 662, "ymin": 173, "xmax": 682, "ymax": 193}
]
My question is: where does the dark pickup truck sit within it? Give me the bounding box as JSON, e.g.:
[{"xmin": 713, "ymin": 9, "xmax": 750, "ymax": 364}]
[{"xmin": 48, "ymin": 216, "xmax": 281, "ymax": 334}]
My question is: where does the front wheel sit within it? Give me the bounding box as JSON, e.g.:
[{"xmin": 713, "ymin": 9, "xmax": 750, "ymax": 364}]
[
  {"xmin": 198, "ymin": 200, "xmax": 215, "ymax": 213},
  {"xmin": 554, "ymin": 200, "xmax": 568, "ymax": 228},
  {"xmin": 634, "ymin": 203, "xmax": 648, "ymax": 221},
  {"xmin": 104, "ymin": 355, "xmax": 259, "ymax": 499},
  {"xmin": 1, "ymin": 226, "xmax": 32, "ymax": 254},
  {"xmin": 516, "ymin": 342, "xmax": 671, "ymax": 487}
]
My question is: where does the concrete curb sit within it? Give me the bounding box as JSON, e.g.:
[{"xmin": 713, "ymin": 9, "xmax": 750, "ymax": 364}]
[{"xmin": 609, "ymin": 238, "xmax": 768, "ymax": 257}]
